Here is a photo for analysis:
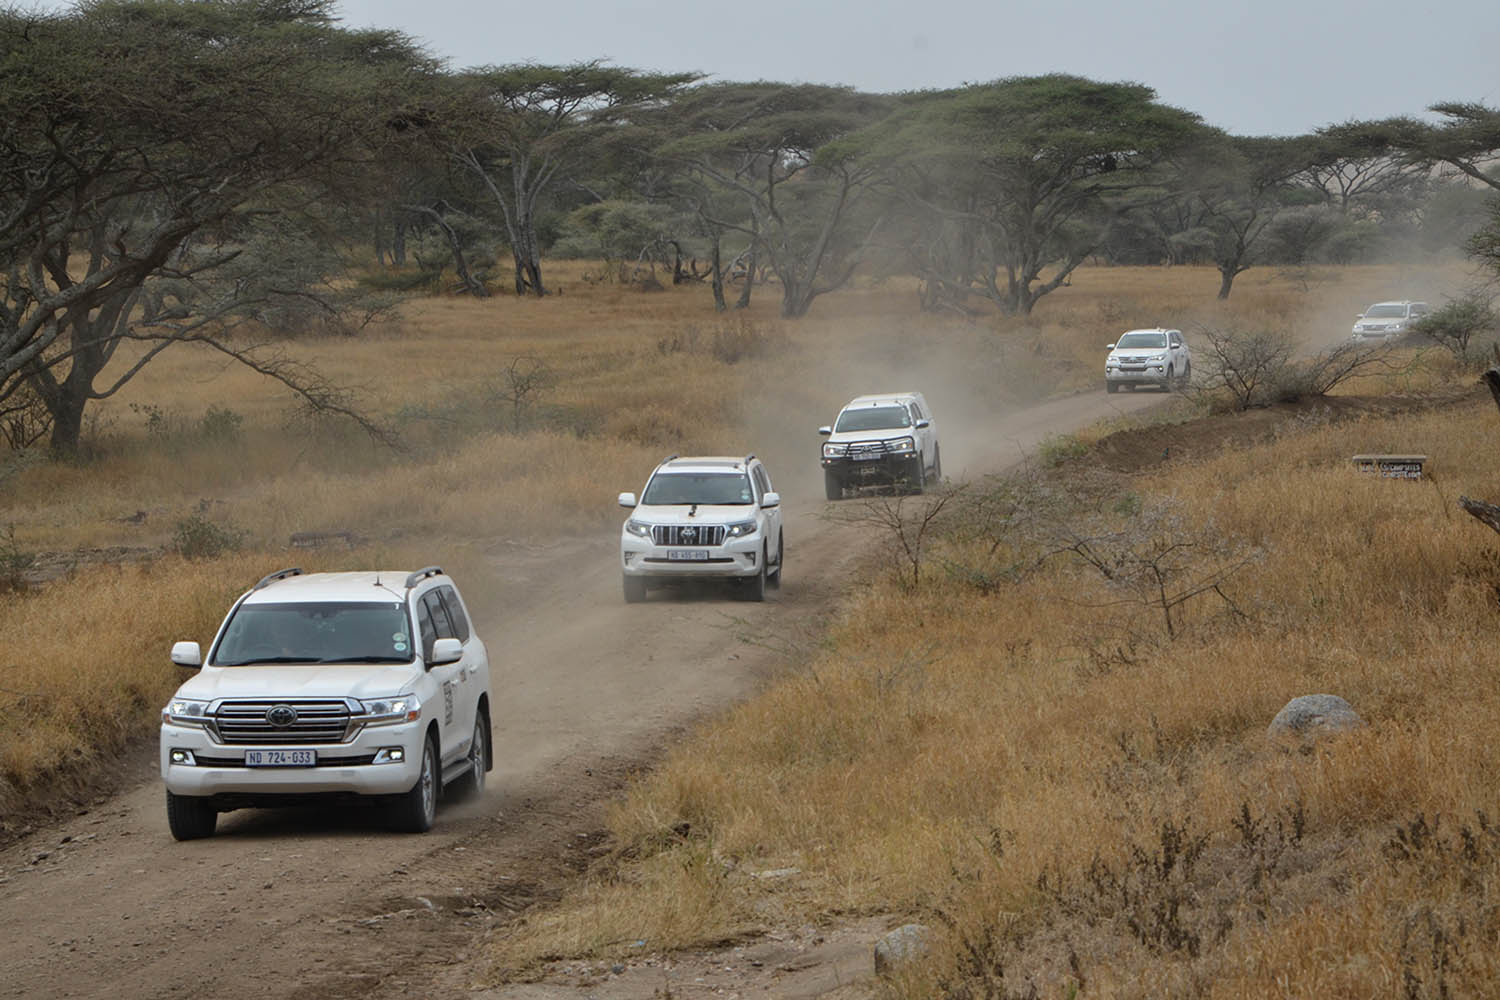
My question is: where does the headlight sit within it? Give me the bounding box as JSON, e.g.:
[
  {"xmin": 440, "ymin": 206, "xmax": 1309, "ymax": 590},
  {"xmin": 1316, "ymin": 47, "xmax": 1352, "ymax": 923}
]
[
  {"xmin": 163, "ymin": 698, "xmax": 211, "ymax": 726},
  {"xmin": 888, "ymin": 437, "xmax": 916, "ymax": 453},
  {"xmin": 725, "ymin": 518, "xmax": 758, "ymax": 538},
  {"xmin": 359, "ymin": 694, "xmax": 421, "ymax": 726},
  {"xmin": 625, "ymin": 519, "xmax": 653, "ymax": 539},
  {"xmin": 822, "ymin": 443, "xmax": 841, "ymax": 458}
]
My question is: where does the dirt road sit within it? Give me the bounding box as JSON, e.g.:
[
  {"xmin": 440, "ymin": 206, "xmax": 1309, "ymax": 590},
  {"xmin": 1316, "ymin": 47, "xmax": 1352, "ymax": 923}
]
[{"xmin": 0, "ymin": 387, "xmax": 1163, "ymax": 1000}]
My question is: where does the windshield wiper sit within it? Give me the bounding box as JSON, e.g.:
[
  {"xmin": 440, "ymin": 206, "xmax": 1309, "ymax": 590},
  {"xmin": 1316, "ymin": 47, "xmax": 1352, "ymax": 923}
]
[{"xmin": 224, "ymin": 656, "xmax": 311, "ymax": 666}]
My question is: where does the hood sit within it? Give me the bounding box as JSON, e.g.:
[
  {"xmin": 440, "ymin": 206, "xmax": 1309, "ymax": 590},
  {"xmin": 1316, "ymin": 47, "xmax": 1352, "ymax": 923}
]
[
  {"xmin": 826, "ymin": 427, "xmax": 916, "ymax": 445},
  {"xmin": 629, "ymin": 503, "xmax": 757, "ymax": 525},
  {"xmin": 173, "ymin": 663, "xmax": 424, "ymax": 702}
]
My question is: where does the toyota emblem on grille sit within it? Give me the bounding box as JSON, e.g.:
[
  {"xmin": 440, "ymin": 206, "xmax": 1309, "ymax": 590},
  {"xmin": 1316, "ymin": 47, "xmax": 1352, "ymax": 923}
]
[
  {"xmin": 681, "ymin": 526, "xmax": 696, "ymax": 541},
  {"xmin": 266, "ymin": 704, "xmax": 298, "ymax": 728}
]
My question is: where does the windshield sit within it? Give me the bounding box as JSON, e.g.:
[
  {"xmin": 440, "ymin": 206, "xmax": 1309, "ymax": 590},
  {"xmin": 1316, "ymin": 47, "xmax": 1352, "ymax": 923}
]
[
  {"xmin": 1364, "ymin": 303, "xmax": 1406, "ymax": 318},
  {"xmin": 834, "ymin": 406, "xmax": 911, "ymax": 432},
  {"xmin": 641, "ymin": 472, "xmax": 753, "ymax": 505},
  {"xmin": 1115, "ymin": 332, "xmax": 1167, "ymax": 349},
  {"xmin": 213, "ymin": 601, "xmax": 413, "ymax": 666}
]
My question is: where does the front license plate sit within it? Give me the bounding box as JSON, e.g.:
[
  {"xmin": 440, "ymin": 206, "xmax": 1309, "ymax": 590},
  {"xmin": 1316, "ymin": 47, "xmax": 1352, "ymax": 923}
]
[
  {"xmin": 667, "ymin": 549, "xmax": 710, "ymax": 561},
  {"xmin": 244, "ymin": 749, "xmax": 316, "ymax": 767},
  {"xmin": 852, "ymin": 452, "xmax": 882, "ymax": 461}
]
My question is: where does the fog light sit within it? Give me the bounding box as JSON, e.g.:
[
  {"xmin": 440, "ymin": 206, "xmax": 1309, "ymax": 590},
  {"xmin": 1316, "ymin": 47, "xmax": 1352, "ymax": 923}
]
[
  {"xmin": 373, "ymin": 747, "xmax": 405, "ymax": 764},
  {"xmin": 169, "ymin": 748, "xmax": 196, "ymax": 766}
]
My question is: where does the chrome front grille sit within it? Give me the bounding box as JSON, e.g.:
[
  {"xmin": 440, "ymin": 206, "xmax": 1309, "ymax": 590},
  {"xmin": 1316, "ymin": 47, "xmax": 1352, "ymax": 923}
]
[
  {"xmin": 651, "ymin": 524, "xmax": 727, "ymax": 546},
  {"xmin": 211, "ymin": 699, "xmax": 353, "ymax": 745}
]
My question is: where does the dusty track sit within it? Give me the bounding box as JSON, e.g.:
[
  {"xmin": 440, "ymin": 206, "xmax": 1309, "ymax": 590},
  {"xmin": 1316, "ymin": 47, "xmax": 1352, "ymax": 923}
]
[{"xmin": 0, "ymin": 388, "xmax": 1163, "ymax": 1000}]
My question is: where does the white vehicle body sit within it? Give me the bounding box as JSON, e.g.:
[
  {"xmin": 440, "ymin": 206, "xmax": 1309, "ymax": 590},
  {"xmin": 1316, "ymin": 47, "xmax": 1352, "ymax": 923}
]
[
  {"xmin": 1104, "ymin": 328, "xmax": 1191, "ymax": 392},
  {"xmin": 1351, "ymin": 300, "xmax": 1429, "ymax": 342},
  {"xmin": 818, "ymin": 392, "xmax": 941, "ymax": 499},
  {"xmin": 159, "ymin": 567, "xmax": 492, "ymax": 839},
  {"xmin": 618, "ymin": 455, "xmax": 784, "ymax": 602}
]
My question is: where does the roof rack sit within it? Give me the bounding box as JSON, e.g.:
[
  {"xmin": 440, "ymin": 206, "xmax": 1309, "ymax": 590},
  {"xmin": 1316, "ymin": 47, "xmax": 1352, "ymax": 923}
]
[
  {"xmin": 663, "ymin": 453, "xmax": 680, "ymax": 463},
  {"xmin": 252, "ymin": 567, "xmax": 302, "ymax": 591},
  {"xmin": 403, "ymin": 566, "xmax": 444, "ymax": 589}
]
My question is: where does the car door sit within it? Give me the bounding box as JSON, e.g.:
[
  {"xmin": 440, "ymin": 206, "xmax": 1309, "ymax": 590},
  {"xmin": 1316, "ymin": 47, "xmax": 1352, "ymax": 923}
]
[
  {"xmin": 416, "ymin": 589, "xmax": 471, "ymax": 767},
  {"xmin": 908, "ymin": 399, "xmax": 935, "ymax": 473},
  {"xmin": 753, "ymin": 463, "xmax": 782, "ymax": 564},
  {"xmin": 1168, "ymin": 330, "xmax": 1187, "ymax": 373},
  {"xmin": 437, "ymin": 584, "xmax": 486, "ymax": 744}
]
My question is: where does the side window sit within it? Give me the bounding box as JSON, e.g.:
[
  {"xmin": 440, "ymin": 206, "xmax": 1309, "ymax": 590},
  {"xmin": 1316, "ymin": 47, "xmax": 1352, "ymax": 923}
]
[
  {"xmin": 416, "ymin": 602, "xmax": 437, "ymax": 661},
  {"xmin": 437, "ymin": 586, "xmax": 470, "ymax": 643},
  {"xmin": 1170, "ymin": 332, "xmax": 1181, "ymax": 347},
  {"xmin": 421, "ymin": 591, "xmax": 456, "ymax": 641}
]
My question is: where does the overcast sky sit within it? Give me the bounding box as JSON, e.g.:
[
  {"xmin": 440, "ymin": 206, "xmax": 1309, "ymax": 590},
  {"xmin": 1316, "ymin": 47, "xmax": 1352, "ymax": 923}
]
[{"xmin": 337, "ymin": 0, "xmax": 1498, "ymax": 136}]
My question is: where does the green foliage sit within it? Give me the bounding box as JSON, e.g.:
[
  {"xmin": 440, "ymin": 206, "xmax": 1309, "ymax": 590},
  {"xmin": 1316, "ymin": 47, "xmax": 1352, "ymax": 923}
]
[
  {"xmin": 1037, "ymin": 433, "xmax": 1090, "ymax": 467},
  {"xmin": 1414, "ymin": 296, "xmax": 1499, "ymax": 363},
  {"xmin": 171, "ymin": 515, "xmax": 245, "ymax": 560}
]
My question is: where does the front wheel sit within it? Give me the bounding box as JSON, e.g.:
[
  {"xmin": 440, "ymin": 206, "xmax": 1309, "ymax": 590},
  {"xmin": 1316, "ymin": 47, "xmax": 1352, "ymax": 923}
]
[
  {"xmin": 907, "ymin": 456, "xmax": 926, "ymax": 494},
  {"xmin": 930, "ymin": 445, "xmax": 942, "ymax": 483},
  {"xmin": 1165, "ymin": 365, "xmax": 1176, "ymax": 391},
  {"xmin": 622, "ymin": 573, "xmax": 647, "ymax": 603},
  {"xmin": 166, "ymin": 791, "xmax": 217, "ymax": 841},
  {"xmin": 1106, "ymin": 381, "xmax": 1119, "ymax": 394},
  {"xmin": 1179, "ymin": 359, "xmax": 1192, "ymax": 386},
  {"xmin": 823, "ymin": 469, "xmax": 842, "ymax": 501},
  {"xmin": 389, "ymin": 733, "xmax": 438, "ymax": 833},
  {"xmin": 742, "ymin": 551, "xmax": 767, "ymax": 602}
]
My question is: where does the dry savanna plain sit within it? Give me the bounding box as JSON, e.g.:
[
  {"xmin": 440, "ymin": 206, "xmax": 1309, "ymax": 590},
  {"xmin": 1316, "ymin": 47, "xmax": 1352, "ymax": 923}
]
[{"xmin": 4, "ymin": 260, "xmax": 1500, "ymax": 998}]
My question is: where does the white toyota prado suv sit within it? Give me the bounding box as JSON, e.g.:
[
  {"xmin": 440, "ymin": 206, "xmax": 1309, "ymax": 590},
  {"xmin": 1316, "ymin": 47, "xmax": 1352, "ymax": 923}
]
[
  {"xmin": 160, "ymin": 566, "xmax": 492, "ymax": 840},
  {"xmin": 818, "ymin": 392, "xmax": 941, "ymax": 500},
  {"xmin": 618, "ymin": 455, "xmax": 784, "ymax": 602}
]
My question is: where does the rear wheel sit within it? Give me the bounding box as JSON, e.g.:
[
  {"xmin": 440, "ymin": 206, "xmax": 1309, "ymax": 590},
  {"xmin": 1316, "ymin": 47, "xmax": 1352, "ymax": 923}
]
[
  {"xmin": 453, "ymin": 713, "xmax": 488, "ymax": 801},
  {"xmin": 389, "ymin": 733, "xmax": 438, "ymax": 833},
  {"xmin": 622, "ymin": 574, "xmax": 647, "ymax": 603},
  {"xmin": 823, "ymin": 469, "xmax": 842, "ymax": 501},
  {"xmin": 165, "ymin": 791, "xmax": 217, "ymax": 841}
]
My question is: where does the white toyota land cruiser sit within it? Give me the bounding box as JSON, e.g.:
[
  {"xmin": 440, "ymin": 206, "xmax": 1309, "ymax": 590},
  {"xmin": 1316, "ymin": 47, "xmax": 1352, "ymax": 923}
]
[
  {"xmin": 159, "ymin": 566, "xmax": 492, "ymax": 840},
  {"xmin": 618, "ymin": 454, "xmax": 784, "ymax": 603},
  {"xmin": 819, "ymin": 392, "xmax": 941, "ymax": 500}
]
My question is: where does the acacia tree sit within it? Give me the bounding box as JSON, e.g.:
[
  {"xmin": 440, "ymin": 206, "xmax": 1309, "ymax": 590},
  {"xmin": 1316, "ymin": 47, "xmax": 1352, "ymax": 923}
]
[
  {"xmin": 852, "ymin": 76, "xmax": 1206, "ymax": 315},
  {"xmin": 444, "ymin": 62, "xmax": 698, "ymax": 297},
  {"xmin": 0, "ymin": 0, "xmax": 433, "ymax": 452},
  {"xmin": 656, "ymin": 82, "xmax": 892, "ymax": 318}
]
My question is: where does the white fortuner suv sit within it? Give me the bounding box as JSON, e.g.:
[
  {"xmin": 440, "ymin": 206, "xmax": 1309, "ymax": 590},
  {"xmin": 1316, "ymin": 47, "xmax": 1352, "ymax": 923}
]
[
  {"xmin": 618, "ymin": 455, "xmax": 784, "ymax": 602},
  {"xmin": 160, "ymin": 566, "xmax": 492, "ymax": 840},
  {"xmin": 819, "ymin": 392, "xmax": 940, "ymax": 500},
  {"xmin": 1104, "ymin": 328, "xmax": 1191, "ymax": 393},
  {"xmin": 1351, "ymin": 300, "xmax": 1429, "ymax": 342}
]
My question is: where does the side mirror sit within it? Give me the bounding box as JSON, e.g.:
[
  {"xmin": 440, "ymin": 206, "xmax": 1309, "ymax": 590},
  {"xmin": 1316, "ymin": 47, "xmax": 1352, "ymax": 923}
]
[
  {"xmin": 171, "ymin": 641, "xmax": 202, "ymax": 668},
  {"xmin": 1106, "ymin": 343, "xmax": 1116, "ymax": 351},
  {"xmin": 761, "ymin": 491, "xmax": 781, "ymax": 509},
  {"xmin": 915, "ymin": 419, "xmax": 930, "ymax": 429},
  {"xmin": 618, "ymin": 492, "xmax": 637, "ymax": 509},
  {"xmin": 429, "ymin": 637, "xmax": 463, "ymax": 667},
  {"xmin": 817, "ymin": 426, "xmax": 832, "ymax": 436}
]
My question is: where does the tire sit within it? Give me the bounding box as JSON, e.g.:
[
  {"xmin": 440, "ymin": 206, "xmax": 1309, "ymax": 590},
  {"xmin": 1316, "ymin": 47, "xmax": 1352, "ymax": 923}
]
[
  {"xmin": 823, "ymin": 469, "xmax": 842, "ymax": 501},
  {"xmin": 622, "ymin": 573, "xmax": 647, "ymax": 603},
  {"xmin": 742, "ymin": 551, "xmax": 767, "ymax": 602},
  {"xmin": 930, "ymin": 445, "xmax": 942, "ymax": 483},
  {"xmin": 1180, "ymin": 359, "xmax": 1191, "ymax": 386},
  {"xmin": 907, "ymin": 456, "xmax": 926, "ymax": 494},
  {"xmin": 768, "ymin": 531, "xmax": 783, "ymax": 590},
  {"xmin": 390, "ymin": 733, "xmax": 439, "ymax": 833},
  {"xmin": 453, "ymin": 712, "xmax": 489, "ymax": 802},
  {"xmin": 1106, "ymin": 381, "xmax": 1119, "ymax": 394},
  {"xmin": 1165, "ymin": 365, "xmax": 1176, "ymax": 391},
  {"xmin": 166, "ymin": 790, "xmax": 217, "ymax": 841}
]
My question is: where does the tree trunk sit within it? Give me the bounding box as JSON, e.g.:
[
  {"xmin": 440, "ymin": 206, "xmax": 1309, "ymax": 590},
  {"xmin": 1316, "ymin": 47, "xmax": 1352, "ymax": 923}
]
[
  {"xmin": 735, "ymin": 248, "xmax": 756, "ymax": 309},
  {"xmin": 710, "ymin": 236, "xmax": 726, "ymax": 312},
  {"xmin": 1217, "ymin": 266, "xmax": 1236, "ymax": 300}
]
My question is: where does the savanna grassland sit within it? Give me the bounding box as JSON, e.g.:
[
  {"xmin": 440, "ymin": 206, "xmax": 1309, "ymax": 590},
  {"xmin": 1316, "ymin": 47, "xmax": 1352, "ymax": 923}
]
[{"xmin": 4, "ymin": 260, "xmax": 1495, "ymax": 997}]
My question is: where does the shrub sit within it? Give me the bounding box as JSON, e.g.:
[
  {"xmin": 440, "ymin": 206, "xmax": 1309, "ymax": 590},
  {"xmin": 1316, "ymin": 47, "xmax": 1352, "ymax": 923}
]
[{"xmin": 171, "ymin": 515, "xmax": 244, "ymax": 559}]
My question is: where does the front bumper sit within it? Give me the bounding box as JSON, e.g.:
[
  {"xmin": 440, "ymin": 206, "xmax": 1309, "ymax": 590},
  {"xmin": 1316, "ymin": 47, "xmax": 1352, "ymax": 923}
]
[
  {"xmin": 160, "ymin": 719, "xmax": 425, "ymax": 799},
  {"xmin": 822, "ymin": 454, "xmax": 921, "ymax": 482},
  {"xmin": 1105, "ymin": 366, "xmax": 1170, "ymax": 387},
  {"xmin": 620, "ymin": 532, "xmax": 763, "ymax": 579}
]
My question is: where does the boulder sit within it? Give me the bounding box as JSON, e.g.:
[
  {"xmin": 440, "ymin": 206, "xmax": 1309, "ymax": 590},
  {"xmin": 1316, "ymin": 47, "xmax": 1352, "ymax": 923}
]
[
  {"xmin": 873, "ymin": 923, "xmax": 931, "ymax": 977},
  {"xmin": 1267, "ymin": 694, "xmax": 1363, "ymax": 740}
]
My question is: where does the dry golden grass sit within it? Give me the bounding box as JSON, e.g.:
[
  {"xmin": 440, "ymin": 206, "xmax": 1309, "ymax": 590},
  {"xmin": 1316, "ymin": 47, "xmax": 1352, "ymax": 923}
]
[
  {"xmin": 3, "ymin": 259, "xmax": 1491, "ymax": 992},
  {"xmin": 481, "ymin": 277, "xmax": 1500, "ymax": 996}
]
